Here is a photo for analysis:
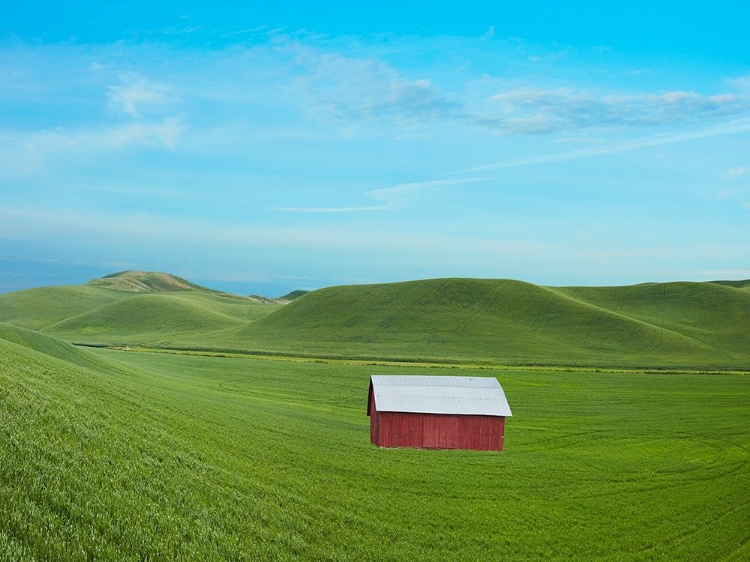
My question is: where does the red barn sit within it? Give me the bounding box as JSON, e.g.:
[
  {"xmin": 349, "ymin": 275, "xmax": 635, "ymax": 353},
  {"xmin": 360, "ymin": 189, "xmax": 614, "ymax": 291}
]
[{"xmin": 367, "ymin": 375, "xmax": 512, "ymax": 451}]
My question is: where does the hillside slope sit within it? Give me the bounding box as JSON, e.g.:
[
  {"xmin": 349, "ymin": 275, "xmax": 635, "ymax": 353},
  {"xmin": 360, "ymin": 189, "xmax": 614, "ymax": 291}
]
[
  {"xmin": 0, "ymin": 273, "xmax": 283, "ymax": 344},
  {"xmin": 2, "ymin": 274, "xmax": 748, "ymax": 368},
  {"xmin": 550, "ymin": 282, "xmax": 750, "ymax": 358},
  {"xmin": 0, "ymin": 323, "xmax": 121, "ymax": 371},
  {"xmin": 0, "ymin": 285, "xmax": 130, "ymax": 330},
  {"xmin": 43, "ymin": 293, "xmax": 251, "ymax": 344},
  {"xmin": 88, "ymin": 270, "xmax": 222, "ymax": 294},
  {"xmin": 211, "ymin": 278, "xmax": 750, "ymax": 368}
]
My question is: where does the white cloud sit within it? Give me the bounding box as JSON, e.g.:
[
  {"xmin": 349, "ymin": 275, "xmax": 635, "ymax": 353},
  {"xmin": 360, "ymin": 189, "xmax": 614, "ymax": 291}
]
[
  {"xmin": 107, "ymin": 74, "xmax": 170, "ymax": 117},
  {"xmin": 295, "ymin": 60, "xmax": 749, "ymax": 134},
  {"xmin": 290, "ymin": 45, "xmax": 460, "ymax": 125},
  {"xmin": 482, "ymin": 87, "xmax": 750, "ymax": 134},
  {"xmin": 728, "ymin": 166, "xmax": 747, "ymax": 179},
  {"xmin": 662, "ymin": 91, "xmax": 690, "ymax": 103},
  {"xmin": 461, "ymin": 118, "xmax": 750, "ymax": 172},
  {"xmin": 277, "ymin": 43, "xmax": 750, "ymax": 137},
  {"xmin": 741, "ymin": 203, "xmax": 750, "ymax": 210},
  {"xmin": 0, "ymin": 118, "xmax": 183, "ymax": 178}
]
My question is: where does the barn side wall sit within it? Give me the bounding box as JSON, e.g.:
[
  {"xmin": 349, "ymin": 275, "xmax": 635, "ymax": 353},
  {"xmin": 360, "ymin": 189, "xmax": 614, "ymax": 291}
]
[{"xmin": 371, "ymin": 411, "xmax": 505, "ymax": 451}]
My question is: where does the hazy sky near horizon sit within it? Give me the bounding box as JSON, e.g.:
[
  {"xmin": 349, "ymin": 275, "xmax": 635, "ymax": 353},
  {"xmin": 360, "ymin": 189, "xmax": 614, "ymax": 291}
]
[{"xmin": 1, "ymin": 1, "xmax": 749, "ymax": 296}]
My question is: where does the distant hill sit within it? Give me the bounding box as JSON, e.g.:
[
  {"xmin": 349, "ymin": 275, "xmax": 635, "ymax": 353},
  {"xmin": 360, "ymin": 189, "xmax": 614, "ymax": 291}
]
[
  {"xmin": 43, "ymin": 292, "xmax": 250, "ymax": 344},
  {"xmin": 0, "ymin": 272, "xmax": 284, "ymax": 345},
  {"xmin": 208, "ymin": 278, "xmax": 750, "ymax": 369},
  {"xmin": 0, "ymin": 285, "xmax": 128, "ymax": 330},
  {"xmin": 708, "ymin": 279, "xmax": 750, "ymax": 290},
  {"xmin": 1, "ymin": 273, "xmax": 749, "ymax": 368},
  {"xmin": 88, "ymin": 270, "xmax": 229, "ymax": 295},
  {"xmin": 278, "ymin": 290, "xmax": 310, "ymax": 301},
  {"xmin": 247, "ymin": 290, "xmax": 309, "ymax": 303}
]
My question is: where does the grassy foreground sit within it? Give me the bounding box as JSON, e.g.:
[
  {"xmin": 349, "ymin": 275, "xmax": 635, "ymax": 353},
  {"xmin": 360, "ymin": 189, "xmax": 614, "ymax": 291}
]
[{"xmin": 1, "ymin": 328, "xmax": 748, "ymax": 561}]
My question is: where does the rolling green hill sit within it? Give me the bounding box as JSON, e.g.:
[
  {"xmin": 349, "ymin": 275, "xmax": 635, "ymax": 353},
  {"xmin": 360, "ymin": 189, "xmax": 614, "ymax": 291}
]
[
  {"xmin": 278, "ymin": 289, "xmax": 310, "ymax": 301},
  {"xmin": 0, "ymin": 285, "xmax": 130, "ymax": 330},
  {"xmin": 210, "ymin": 278, "xmax": 750, "ymax": 368},
  {"xmin": 87, "ymin": 270, "xmax": 224, "ymax": 294},
  {"xmin": 0, "ymin": 322, "xmax": 121, "ymax": 372},
  {"xmin": 0, "ymin": 272, "xmax": 283, "ymax": 345},
  {"xmin": 1, "ymin": 274, "xmax": 748, "ymax": 368},
  {"xmin": 43, "ymin": 291, "xmax": 281, "ymax": 345},
  {"xmin": 43, "ymin": 293, "xmax": 245, "ymax": 344},
  {"xmin": 709, "ymin": 279, "xmax": 750, "ymax": 290}
]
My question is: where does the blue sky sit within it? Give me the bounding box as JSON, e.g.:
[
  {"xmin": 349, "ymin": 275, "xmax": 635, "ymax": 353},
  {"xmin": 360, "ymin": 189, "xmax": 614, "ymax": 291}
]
[{"xmin": 1, "ymin": 1, "xmax": 749, "ymax": 296}]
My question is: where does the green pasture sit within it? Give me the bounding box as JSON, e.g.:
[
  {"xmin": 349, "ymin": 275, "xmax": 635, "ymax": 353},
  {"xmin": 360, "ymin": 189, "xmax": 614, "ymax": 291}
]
[
  {"xmin": 0, "ymin": 285, "xmax": 282, "ymax": 346},
  {"xmin": 212, "ymin": 278, "xmax": 750, "ymax": 368},
  {"xmin": 2, "ymin": 276, "xmax": 748, "ymax": 369},
  {"xmin": 1, "ymin": 327, "xmax": 748, "ymax": 561}
]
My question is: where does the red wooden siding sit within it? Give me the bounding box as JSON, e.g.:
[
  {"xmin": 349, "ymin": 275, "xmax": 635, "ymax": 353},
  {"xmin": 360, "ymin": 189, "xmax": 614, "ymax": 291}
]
[{"xmin": 369, "ymin": 410, "xmax": 505, "ymax": 451}]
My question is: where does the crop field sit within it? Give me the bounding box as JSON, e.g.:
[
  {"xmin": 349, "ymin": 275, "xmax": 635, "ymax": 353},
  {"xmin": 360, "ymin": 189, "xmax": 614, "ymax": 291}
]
[{"xmin": 1, "ymin": 327, "xmax": 748, "ymax": 561}]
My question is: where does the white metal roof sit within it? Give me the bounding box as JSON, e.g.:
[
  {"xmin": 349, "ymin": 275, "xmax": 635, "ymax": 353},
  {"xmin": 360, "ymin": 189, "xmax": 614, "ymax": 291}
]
[{"xmin": 370, "ymin": 375, "xmax": 512, "ymax": 417}]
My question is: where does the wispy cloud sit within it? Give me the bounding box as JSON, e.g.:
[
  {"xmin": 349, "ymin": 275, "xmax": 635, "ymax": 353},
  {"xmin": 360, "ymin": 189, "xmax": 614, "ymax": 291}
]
[
  {"xmin": 22, "ymin": 118, "xmax": 183, "ymax": 151},
  {"xmin": 460, "ymin": 118, "xmax": 750, "ymax": 173},
  {"xmin": 270, "ymin": 205, "xmax": 389, "ymax": 213},
  {"xmin": 367, "ymin": 177, "xmax": 489, "ymax": 201},
  {"xmin": 107, "ymin": 73, "xmax": 170, "ymax": 117},
  {"xmin": 728, "ymin": 166, "xmax": 747, "ymax": 179},
  {"xmin": 0, "ymin": 206, "xmax": 552, "ymax": 257},
  {"xmin": 479, "ymin": 87, "xmax": 750, "ymax": 134},
  {"xmin": 732, "ymin": 75, "xmax": 750, "ymax": 93},
  {"xmin": 3, "ymin": 28, "xmax": 749, "ymax": 292},
  {"xmin": 288, "ymin": 40, "xmax": 750, "ymax": 137},
  {"xmin": 0, "ymin": 118, "xmax": 183, "ymax": 178},
  {"xmin": 272, "ymin": 177, "xmax": 489, "ymax": 214},
  {"xmin": 291, "ymin": 45, "xmax": 461, "ymax": 125}
]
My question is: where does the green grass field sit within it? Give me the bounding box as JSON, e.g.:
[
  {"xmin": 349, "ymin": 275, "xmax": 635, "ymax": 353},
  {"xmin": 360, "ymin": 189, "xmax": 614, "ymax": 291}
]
[{"xmin": 1, "ymin": 324, "xmax": 749, "ymax": 561}]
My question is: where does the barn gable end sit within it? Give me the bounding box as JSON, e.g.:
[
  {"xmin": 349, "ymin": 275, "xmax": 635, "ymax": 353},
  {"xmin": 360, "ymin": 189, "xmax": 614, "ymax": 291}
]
[{"xmin": 367, "ymin": 375, "xmax": 512, "ymax": 451}]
